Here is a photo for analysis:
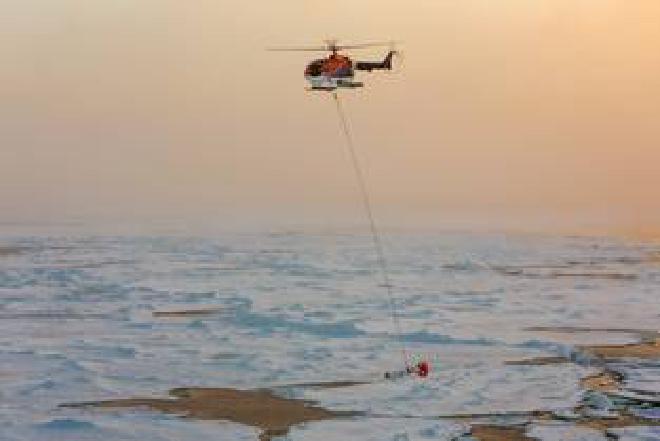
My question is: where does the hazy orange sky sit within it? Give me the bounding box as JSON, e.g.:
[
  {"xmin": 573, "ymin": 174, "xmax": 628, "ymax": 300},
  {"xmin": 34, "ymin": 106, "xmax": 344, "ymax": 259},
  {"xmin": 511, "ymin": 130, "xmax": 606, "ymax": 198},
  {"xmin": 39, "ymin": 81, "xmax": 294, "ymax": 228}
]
[{"xmin": 2, "ymin": 1, "xmax": 659, "ymax": 233}]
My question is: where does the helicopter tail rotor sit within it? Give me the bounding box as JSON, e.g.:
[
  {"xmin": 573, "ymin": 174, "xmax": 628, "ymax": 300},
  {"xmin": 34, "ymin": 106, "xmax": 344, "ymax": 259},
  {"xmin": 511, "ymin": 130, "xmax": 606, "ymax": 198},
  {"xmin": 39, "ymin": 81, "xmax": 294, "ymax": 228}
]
[{"xmin": 386, "ymin": 42, "xmax": 404, "ymax": 74}]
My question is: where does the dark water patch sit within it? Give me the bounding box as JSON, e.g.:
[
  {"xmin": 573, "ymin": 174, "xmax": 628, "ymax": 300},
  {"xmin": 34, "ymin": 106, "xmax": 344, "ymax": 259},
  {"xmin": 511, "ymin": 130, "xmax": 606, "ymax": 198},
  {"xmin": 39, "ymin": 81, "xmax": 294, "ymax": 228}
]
[
  {"xmin": 420, "ymin": 409, "xmax": 550, "ymax": 420},
  {"xmin": 241, "ymin": 313, "xmax": 363, "ymax": 338},
  {"xmin": 505, "ymin": 357, "xmax": 570, "ymax": 366},
  {"xmin": 469, "ymin": 424, "xmax": 534, "ymax": 441},
  {"xmin": 0, "ymin": 246, "xmax": 28, "ymax": 256},
  {"xmin": 442, "ymin": 261, "xmax": 485, "ymax": 272},
  {"xmin": 525, "ymin": 326, "xmax": 659, "ymax": 342},
  {"xmin": 68, "ymin": 341, "xmax": 137, "ymax": 359},
  {"xmin": 272, "ymin": 380, "xmax": 370, "ymax": 390},
  {"xmin": 579, "ymin": 340, "xmax": 660, "ymax": 360},
  {"xmin": 21, "ymin": 379, "xmax": 57, "ymax": 394},
  {"xmin": 625, "ymin": 387, "xmax": 660, "ymax": 398},
  {"xmin": 450, "ymin": 296, "xmax": 499, "ymax": 308},
  {"xmin": 208, "ymin": 352, "xmax": 242, "ymax": 360},
  {"xmin": 526, "ymin": 326, "xmax": 650, "ymax": 333},
  {"xmin": 153, "ymin": 308, "xmax": 223, "ymax": 318},
  {"xmin": 28, "ymin": 267, "xmax": 86, "ymax": 287},
  {"xmin": 195, "ymin": 265, "xmax": 246, "ymax": 271},
  {"xmin": 578, "ymin": 413, "xmax": 659, "ymax": 433},
  {"xmin": 454, "ymin": 410, "xmax": 658, "ymax": 438},
  {"xmin": 40, "ymin": 245, "xmax": 76, "ymax": 251},
  {"xmin": 186, "ymin": 319, "xmax": 208, "ymax": 330},
  {"xmin": 227, "ymin": 300, "xmax": 364, "ymax": 338},
  {"xmin": 67, "ymin": 282, "xmax": 132, "ymax": 300},
  {"xmin": 492, "ymin": 266, "xmax": 638, "ymax": 280},
  {"xmin": 548, "ymin": 271, "xmax": 637, "ymax": 280},
  {"xmin": 444, "ymin": 306, "xmax": 487, "ymax": 313},
  {"xmin": 182, "ymin": 291, "xmax": 219, "ymax": 301},
  {"xmin": 399, "ymin": 331, "xmax": 497, "ymax": 346},
  {"xmin": 489, "ymin": 265, "xmax": 541, "ymax": 275},
  {"xmin": 514, "ymin": 339, "xmax": 566, "ymax": 351},
  {"xmin": 445, "ymin": 288, "xmax": 505, "ymax": 297},
  {"xmin": 0, "ymin": 310, "xmax": 108, "ymax": 320},
  {"xmin": 0, "ymin": 370, "xmax": 18, "ymax": 378},
  {"xmin": 61, "ymin": 386, "xmax": 361, "ymax": 441},
  {"xmin": 631, "ymin": 407, "xmax": 660, "ymax": 420},
  {"xmin": 258, "ymin": 248, "xmax": 295, "ymax": 255},
  {"xmin": 302, "ymin": 309, "xmax": 334, "ymax": 320},
  {"xmin": 35, "ymin": 418, "xmax": 96, "ymax": 431},
  {"xmin": 245, "ymin": 256, "xmax": 335, "ymax": 279},
  {"xmin": 131, "ymin": 286, "xmax": 170, "ymax": 301},
  {"xmin": 607, "ymin": 390, "xmax": 660, "ymax": 405},
  {"xmin": 47, "ymin": 258, "xmax": 137, "ymax": 269},
  {"xmin": 514, "ymin": 340, "xmax": 594, "ymax": 364},
  {"xmin": 563, "ymin": 256, "xmax": 649, "ymax": 266},
  {"xmin": 507, "ymin": 263, "xmax": 573, "ymax": 269},
  {"xmin": 294, "ymin": 346, "xmax": 333, "ymax": 362}
]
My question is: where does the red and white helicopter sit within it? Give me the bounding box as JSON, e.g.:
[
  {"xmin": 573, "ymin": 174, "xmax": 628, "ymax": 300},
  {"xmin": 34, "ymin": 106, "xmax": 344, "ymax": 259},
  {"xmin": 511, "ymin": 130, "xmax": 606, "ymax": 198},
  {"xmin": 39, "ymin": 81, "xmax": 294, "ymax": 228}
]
[{"xmin": 269, "ymin": 40, "xmax": 399, "ymax": 91}]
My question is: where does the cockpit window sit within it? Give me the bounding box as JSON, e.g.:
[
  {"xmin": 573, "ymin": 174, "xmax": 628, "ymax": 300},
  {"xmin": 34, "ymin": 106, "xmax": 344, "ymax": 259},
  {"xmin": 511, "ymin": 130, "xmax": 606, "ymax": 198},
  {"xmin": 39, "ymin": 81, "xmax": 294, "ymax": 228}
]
[{"xmin": 305, "ymin": 60, "xmax": 324, "ymax": 76}]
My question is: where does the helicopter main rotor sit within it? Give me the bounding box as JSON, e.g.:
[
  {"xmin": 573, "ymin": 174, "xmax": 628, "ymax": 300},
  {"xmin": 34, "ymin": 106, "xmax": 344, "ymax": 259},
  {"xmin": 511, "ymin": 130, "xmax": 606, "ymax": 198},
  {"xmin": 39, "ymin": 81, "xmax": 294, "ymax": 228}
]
[{"xmin": 267, "ymin": 39, "xmax": 398, "ymax": 54}]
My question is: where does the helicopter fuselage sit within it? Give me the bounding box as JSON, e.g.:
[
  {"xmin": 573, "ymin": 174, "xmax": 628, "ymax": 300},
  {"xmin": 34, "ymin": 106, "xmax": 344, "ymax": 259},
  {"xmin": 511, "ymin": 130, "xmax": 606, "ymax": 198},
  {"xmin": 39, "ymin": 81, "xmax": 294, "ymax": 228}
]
[
  {"xmin": 304, "ymin": 54, "xmax": 363, "ymax": 91},
  {"xmin": 302, "ymin": 51, "xmax": 395, "ymax": 91}
]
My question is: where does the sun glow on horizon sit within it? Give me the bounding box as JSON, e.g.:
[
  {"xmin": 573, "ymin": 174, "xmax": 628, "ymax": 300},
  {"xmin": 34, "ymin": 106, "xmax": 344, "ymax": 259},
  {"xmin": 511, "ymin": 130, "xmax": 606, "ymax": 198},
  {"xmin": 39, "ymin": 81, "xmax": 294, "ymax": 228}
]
[{"xmin": 1, "ymin": 1, "xmax": 659, "ymax": 233}]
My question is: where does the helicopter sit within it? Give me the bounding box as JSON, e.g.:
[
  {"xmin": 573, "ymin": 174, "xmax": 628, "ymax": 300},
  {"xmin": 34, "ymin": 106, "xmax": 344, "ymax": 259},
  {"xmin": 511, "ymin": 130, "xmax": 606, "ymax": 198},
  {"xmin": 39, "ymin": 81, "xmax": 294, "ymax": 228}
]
[{"xmin": 269, "ymin": 40, "xmax": 399, "ymax": 91}]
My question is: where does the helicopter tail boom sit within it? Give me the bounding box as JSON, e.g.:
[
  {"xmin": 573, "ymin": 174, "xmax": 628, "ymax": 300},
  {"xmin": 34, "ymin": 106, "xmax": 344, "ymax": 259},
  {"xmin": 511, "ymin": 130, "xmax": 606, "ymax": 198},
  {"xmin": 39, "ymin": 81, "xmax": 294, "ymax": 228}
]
[{"xmin": 355, "ymin": 51, "xmax": 396, "ymax": 72}]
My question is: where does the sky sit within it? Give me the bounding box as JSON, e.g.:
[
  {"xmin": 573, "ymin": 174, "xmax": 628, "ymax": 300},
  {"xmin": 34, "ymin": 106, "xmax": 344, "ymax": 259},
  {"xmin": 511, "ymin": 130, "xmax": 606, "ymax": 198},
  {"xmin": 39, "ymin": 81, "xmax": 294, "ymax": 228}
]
[{"xmin": 2, "ymin": 1, "xmax": 659, "ymax": 234}]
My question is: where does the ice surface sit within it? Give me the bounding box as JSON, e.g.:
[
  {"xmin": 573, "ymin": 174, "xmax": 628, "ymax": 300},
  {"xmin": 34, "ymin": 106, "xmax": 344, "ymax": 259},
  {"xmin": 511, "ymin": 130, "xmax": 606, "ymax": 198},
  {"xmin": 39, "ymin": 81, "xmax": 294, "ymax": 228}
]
[{"xmin": 1, "ymin": 233, "xmax": 658, "ymax": 440}]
